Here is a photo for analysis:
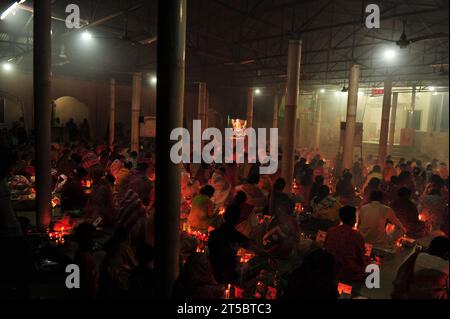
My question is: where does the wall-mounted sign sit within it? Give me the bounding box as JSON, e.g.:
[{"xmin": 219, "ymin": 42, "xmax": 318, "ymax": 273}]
[{"xmin": 371, "ymin": 89, "xmax": 384, "ymax": 96}]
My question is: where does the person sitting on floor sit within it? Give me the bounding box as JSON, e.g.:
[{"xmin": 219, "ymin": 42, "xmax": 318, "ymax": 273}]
[
  {"xmin": 391, "ymin": 187, "xmax": 426, "ymax": 238},
  {"xmin": 360, "ymin": 177, "xmax": 381, "ymax": 207},
  {"xmin": 98, "ymin": 227, "xmax": 137, "ymax": 299},
  {"xmin": 325, "ymin": 206, "xmax": 369, "ymax": 285},
  {"xmin": 270, "ymin": 178, "xmax": 294, "ymax": 217},
  {"xmin": 362, "ymin": 165, "xmax": 383, "ymax": 192},
  {"xmin": 334, "ymin": 171, "xmax": 356, "ymax": 206},
  {"xmin": 358, "ymin": 191, "xmax": 407, "ymax": 249},
  {"xmin": 209, "ymin": 166, "xmax": 232, "ymax": 209},
  {"xmin": 392, "ymin": 236, "xmax": 449, "ymax": 299},
  {"xmin": 208, "ymin": 205, "xmax": 250, "ymax": 284},
  {"xmin": 128, "ymin": 242, "xmax": 155, "ymax": 299},
  {"xmin": 309, "ymin": 175, "xmax": 324, "ymax": 204},
  {"xmin": 172, "ymin": 252, "xmax": 225, "ymax": 299},
  {"xmin": 310, "ymin": 185, "xmax": 341, "ymax": 231},
  {"xmin": 73, "ymin": 222, "xmax": 98, "ymax": 299},
  {"xmin": 235, "ymin": 173, "xmax": 267, "ymax": 208},
  {"xmin": 419, "ymin": 187, "xmax": 447, "ymax": 235},
  {"xmin": 188, "ymin": 185, "xmax": 215, "ymax": 233},
  {"xmin": 84, "ymin": 174, "xmax": 116, "ymax": 227},
  {"xmin": 60, "ymin": 167, "xmax": 88, "ymax": 212},
  {"xmin": 114, "ymin": 160, "xmax": 132, "ymax": 193},
  {"xmin": 233, "ymin": 191, "xmax": 256, "ymax": 238},
  {"xmin": 121, "ymin": 162, "xmax": 153, "ymax": 206}
]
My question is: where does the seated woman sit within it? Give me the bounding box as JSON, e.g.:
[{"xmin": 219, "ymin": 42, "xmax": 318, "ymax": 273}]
[
  {"xmin": 84, "ymin": 175, "xmax": 116, "ymax": 227},
  {"xmin": 310, "ymin": 185, "xmax": 341, "ymax": 231},
  {"xmin": 60, "ymin": 167, "xmax": 88, "ymax": 212},
  {"xmin": 233, "ymin": 191, "xmax": 257, "ymax": 238},
  {"xmin": 360, "ymin": 177, "xmax": 381, "ymax": 207},
  {"xmin": 392, "ymin": 236, "xmax": 449, "ymax": 299},
  {"xmin": 381, "ymin": 175, "xmax": 400, "ymax": 206},
  {"xmin": 334, "ymin": 171, "xmax": 356, "ymax": 206},
  {"xmin": 235, "ymin": 174, "xmax": 267, "ymax": 208},
  {"xmin": 419, "ymin": 187, "xmax": 447, "ymax": 236},
  {"xmin": 194, "ymin": 162, "xmax": 212, "ymax": 186},
  {"xmin": 391, "ymin": 187, "xmax": 426, "ymax": 238},
  {"xmin": 98, "ymin": 228, "xmax": 137, "ymax": 299},
  {"xmin": 262, "ymin": 211, "xmax": 299, "ymax": 260},
  {"xmin": 258, "ymin": 173, "xmax": 273, "ymax": 199},
  {"xmin": 188, "ymin": 185, "xmax": 216, "ymax": 233},
  {"xmin": 172, "ymin": 253, "xmax": 224, "ymax": 299},
  {"xmin": 209, "ymin": 167, "xmax": 232, "ymax": 209}
]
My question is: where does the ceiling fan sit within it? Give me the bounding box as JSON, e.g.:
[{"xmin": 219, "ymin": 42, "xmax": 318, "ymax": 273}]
[
  {"xmin": 431, "ymin": 63, "xmax": 449, "ymax": 76},
  {"xmin": 91, "ymin": 11, "xmax": 157, "ymax": 46},
  {"xmin": 364, "ymin": 20, "xmax": 448, "ymax": 48},
  {"xmin": 223, "ymin": 58, "xmax": 256, "ymax": 66}
]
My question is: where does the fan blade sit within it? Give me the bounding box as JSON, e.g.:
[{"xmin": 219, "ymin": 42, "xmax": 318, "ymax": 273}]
[
  {"xmin": 409, "ymin": 33, "xmax": 449, "ymax": 43},
  {"xmin": 363, "ymin": 34, "xmax": 397, "ymax": 42},
  {"xmin": 138, "ymin": 36, "xmax": 157, "ymax": 45},
  {"xmin": 239, "ymin": 59, "xmax": 255, "ymax": 65}
]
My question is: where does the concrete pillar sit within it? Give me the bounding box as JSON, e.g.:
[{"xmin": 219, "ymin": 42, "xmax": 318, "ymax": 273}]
[
  {"xmin": 109, "ymin": 78, "xmax": 116, "ymax": 146},
  {"xmin": 34, "ymin": 0, "xmax": 52, "ymax": 230},
  {"xmin": 295, "ymin": 117, "xmax": 301, "ymax": 149},
  {"xmin": 388, "ymin": 92, "xmax": 399, "ymax": 156},
  {"xmin": 131, "ymin": 72, "xmax": 142, "ymax": 152},
  {"xmin": 154, "ymin": 0, "xmax": 186, "ymax": 298},
  {"xmin": 272, "ymin": 95, "xmax": 279, "ymax": 128},
  {"xmin": 197, "ymin": 82, "xmax": 207, "ymax": 132},
  {"xmin": 313, "ymin": 92, "xmax": 322, "ymax": 150},
  {"xmin": 246, "ymin": 87, "xmax": 254, "ymax": 127},
  {"xmin": 378, "ymin": 78, "xmax": 392, "ymax": 165},
  {"xmin": 281, "ymin": 40, "xmax": 301, "ymax": 189},
  {"xmin": 342, "ymin": 64, "xmax": 360, "ymax": 171}
]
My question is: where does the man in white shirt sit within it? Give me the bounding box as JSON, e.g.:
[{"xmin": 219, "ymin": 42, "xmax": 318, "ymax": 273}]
[
  {"xmin": 415, "ymin": 236, "xmax": 449, "ymax": 275},
  {"xmin": 358, "ymin": 191, "xmax": 406, "ymax": 248},
  {"xmin": 392, "ymin": 236, "xmax": 449, "ymax": 299}
]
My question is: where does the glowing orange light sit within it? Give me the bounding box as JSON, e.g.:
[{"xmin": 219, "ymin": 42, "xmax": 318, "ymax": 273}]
[{"xmin": 225, "ymin": 284, "xmax": 231, "ymax": 299}]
